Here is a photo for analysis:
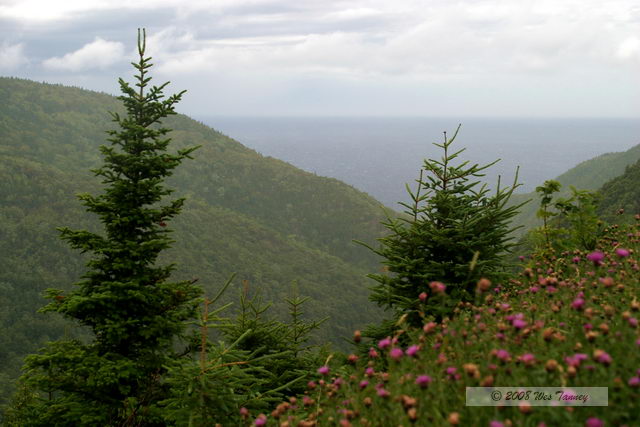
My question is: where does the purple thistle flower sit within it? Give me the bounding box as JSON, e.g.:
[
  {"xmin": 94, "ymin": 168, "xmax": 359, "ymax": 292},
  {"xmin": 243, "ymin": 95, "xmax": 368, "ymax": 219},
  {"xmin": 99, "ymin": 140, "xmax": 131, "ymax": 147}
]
[
  {"xmin": 496, "ymin": 349, "xmax": 510, "ymax": 361},
  {"xmin": 415, "ymin": 375, "xmax": 432, "ymax": 388},
  {"xmin": 585, "ymin": 417, "xmax": 604, "ymax": 427},
  {"xmin": 390, "ymin": 347, "xmax": 404, "ymax": 361},
  {"xmin": 378, "ymin": 337, "xmax": 391, "ymax": 349},
  {"xmin": 490, "ymin": 422, "xmax": 505, "ymax": 427},
  {"xmin": 377, "ymin": 387, "xmax": 390, "ymax": 398},
  {"xmin": 406, "ymin": 345, "xmax": 420, "ymax": 357},
  {"xmin": 586, "ymin": 251, "xmax": 604, "ymax": 266},
  {"xmin": 615, "ymin": 248, "xmax": 630, "ymax": 258},
  {"xmin": 317, "ymin": 365, "xmax": 330, "ymax": 376},
  {"xmin": 359, "ymin": 380, "xmax": 369, "ymax": 389},
  {"xmin": 254, "ymin": 415, "xmax": 267, "ymax": 426},
  {"xmin": 595, "ymin": 351, "xmax": 612, "ymax": 365},
  {"xmin": 512, "ymin": 318, "xmax": 527, "ymax": 329},
  {"xmin": 571, "ymin": 298, "xmax": 585, "ymax": 310},
  {"xmin": 519, "ymin": 353, "xmax": 536, "ymax": 365},
  {"xmin": 628, "ymin": 377, "xmax": 640, "ymax": 387}
]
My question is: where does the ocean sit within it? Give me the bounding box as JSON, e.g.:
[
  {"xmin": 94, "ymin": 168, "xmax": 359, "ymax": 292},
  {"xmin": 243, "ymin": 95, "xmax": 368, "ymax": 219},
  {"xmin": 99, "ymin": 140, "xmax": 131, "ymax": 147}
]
[{"xmin": 196, "ymin": 116, "xmax": 640, "ymax": 208}]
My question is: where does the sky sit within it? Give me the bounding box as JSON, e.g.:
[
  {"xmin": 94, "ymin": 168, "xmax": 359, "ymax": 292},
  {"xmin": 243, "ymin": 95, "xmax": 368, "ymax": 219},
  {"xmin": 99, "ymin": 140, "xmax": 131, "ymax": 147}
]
[{"xmin": 1, "ymin": 0, "xmax": 639, "ymax": 117}]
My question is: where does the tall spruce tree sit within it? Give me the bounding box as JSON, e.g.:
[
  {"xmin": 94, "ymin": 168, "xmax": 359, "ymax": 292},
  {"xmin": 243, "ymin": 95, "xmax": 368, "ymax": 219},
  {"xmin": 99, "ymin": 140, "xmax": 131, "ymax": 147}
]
[
  {"xmin": 363, "ymin": 125, "xmax": 522, "ymax": 330},
  {"xmin": 13, "ymin": 30, "xmax": 201, "ymax": 425}
]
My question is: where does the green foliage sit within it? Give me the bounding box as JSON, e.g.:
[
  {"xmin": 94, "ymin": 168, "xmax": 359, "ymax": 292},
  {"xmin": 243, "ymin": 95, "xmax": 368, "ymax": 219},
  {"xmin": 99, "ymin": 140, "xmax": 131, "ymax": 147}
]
[
  {"xmin": 217, "ymin": 282, "xmax": 326, "ymax": 399},
  {"xmin": 554, "ymin": 187, "xmax": 602, "ymax": 250},
  {"xmin": 159, "ymin": 277, "xmax": 326, "ymax": 425},
  {"xmin": 535, "ymin": 179, "xmax": 563, "ymax": 249},
  {"xmin": 530, "ymin": 180, "xmax": 603, "ymax": 255},
  {"xmin": 10, "ymin": 30, "xmax": 201, "ymax": 425},
  {"xmin": 364, "ymin": 125, "xmax": 522, "ymax": 327},
  {"xmin": 159, "ymin": 278, "xmax": 271, "ymax": 425}
]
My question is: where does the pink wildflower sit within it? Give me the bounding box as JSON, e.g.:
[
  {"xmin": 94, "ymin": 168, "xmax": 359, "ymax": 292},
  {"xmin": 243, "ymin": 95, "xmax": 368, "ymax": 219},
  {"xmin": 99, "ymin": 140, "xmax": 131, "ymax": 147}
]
[
  {"xmin": 628, "ymin": 377, "xmax": 640, "ymax": 387},
  {"xmin": 595, "ymin": 351, "xmax": 612, "ymax": 366},
  {"xmin": 419, "ymin": 292, "xmax": 428, "ymax": 302},
  {"xmin": 359, "ymin": 380, "xmax": 369, "ymax": 389},
  {"xmin": 571, "ymin": 298, "xmax": 585, "ymax": 310},
  {"xmin": 368, "ymin": 347, "xmax": 379, "ymax": 358},
  {"xmin": 565, "ymin": 353, "xmax": 588, "ymax": 368},
  {"xmin": 406, "ymin": 345, "xmax": 420, "ymax": 357},
  {"xmin": 429, "ymin": 281, "xmax": 446, "ymax": 294},
  {"xmin": 365, "ymin": 367, "xmax": 375, "ymax": 377},
  {"xmin": 423, "ymin": 321, "xmax": 437, "ymax": 333},
  {"xmin": 629, "ymin": 317, "xmax": 638, "ymax": 328},
  {"xmin": 586, "ymin": 251, "xmax": 604, "ymax": 266},
  {"xmin": 390, "ymin": 348, "xmax": 404, "ymax": 361},
  {"xmin": 518, "ymin": 353, "xmax": 536, "ymax": 366},
  {"xmin": 376, "ymin": 387, "xmax": 390, "ymax": 398},
  {"xmin": 585, "ymin": 417, "xmax": 604, "ymax": 427},
  {"xmin": 615, "ymin": 248, "xmax": 630, "ymax": 258},
  {"xmin": 490, "ymin": 422, "xmax": 505, "ymax": 427},
  {"xmin": 495, "ymin": 349, "xmax": 511, "ymax": 362},
  {"xmin": 317, "ymin": 365, "xmax": 330, "ymax": 376},
  {"xmin": 378, "ymin": 337, "xmax": 391, "ymax": 349},
  {"xmin": 254, "ymin": 414, "xmax": 267, "ymax": 426},
  {"xmin": 415, "ymin": 375, "xmax": 432, "ymax": 388},
  {"xmin": 512, "ymin": 318, "xmax": 527, "ymax": 329}
]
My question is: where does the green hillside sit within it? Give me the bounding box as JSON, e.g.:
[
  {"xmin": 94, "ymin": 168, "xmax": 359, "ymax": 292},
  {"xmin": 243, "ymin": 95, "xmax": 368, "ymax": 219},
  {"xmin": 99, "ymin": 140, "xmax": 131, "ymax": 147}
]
[
  {"xmin": 509, "ymin": 143, "xmax": 640, "ymax": 237},
  {"xmin": 597, "ymin": 158, "xmax": 640, "ymax": 222},
  {"xmin": 0, "ymin": 77, "xmax": 389, "ymax": 403}
]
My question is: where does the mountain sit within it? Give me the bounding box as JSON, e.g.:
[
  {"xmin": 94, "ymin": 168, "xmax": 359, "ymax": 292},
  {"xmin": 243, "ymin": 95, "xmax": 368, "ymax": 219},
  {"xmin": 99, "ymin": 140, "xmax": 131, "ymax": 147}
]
[
  {"xmin": 597, "ymin": 158, "xmax": 640, "ymax": 222},
  {"xmin": 0, "ymin": 77, "xmax": 390, "ymax": 403},
  {"xmin": 508, "ymin": 143, "xmax": 640, "ymax": 238}
]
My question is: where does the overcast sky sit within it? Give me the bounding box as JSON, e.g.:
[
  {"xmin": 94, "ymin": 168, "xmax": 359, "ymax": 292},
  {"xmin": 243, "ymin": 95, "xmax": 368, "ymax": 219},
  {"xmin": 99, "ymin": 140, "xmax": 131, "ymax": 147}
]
[{"xmin": 1, "ymin": 0, "xmax": 639, "ymax": 117}]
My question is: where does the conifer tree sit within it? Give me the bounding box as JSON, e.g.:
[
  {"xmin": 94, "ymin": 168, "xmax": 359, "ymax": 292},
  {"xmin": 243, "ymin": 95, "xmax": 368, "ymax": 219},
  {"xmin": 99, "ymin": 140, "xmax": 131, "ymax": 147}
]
[
  {"xmin": 14, "ymin": 29, "xmax": 201, "ymax": 425},
  {"xmin": 363, "ymin": 125, "xmax": 522, "ymax": 329}
]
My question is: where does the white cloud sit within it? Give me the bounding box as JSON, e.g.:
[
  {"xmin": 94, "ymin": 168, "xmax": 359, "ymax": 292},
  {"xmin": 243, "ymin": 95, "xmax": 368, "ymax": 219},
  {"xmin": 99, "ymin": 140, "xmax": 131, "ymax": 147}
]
[
  {"xmin": 617, "ymin": 37, "xmax": 640, "ymax": 60},
  {"xmin": 42, "ymin": 37, "xmax": 124, "ymax": 71},
  {"xmin": 0, "ymin": 42, "xmax": 28, "ymax": 70},
  {"xmin": 3, "ymin": 0, "xmax": 640, "ymax": 116},
  {"xmin": 127, "ymin": 0, "xmax": 639, "ymax": 81}
]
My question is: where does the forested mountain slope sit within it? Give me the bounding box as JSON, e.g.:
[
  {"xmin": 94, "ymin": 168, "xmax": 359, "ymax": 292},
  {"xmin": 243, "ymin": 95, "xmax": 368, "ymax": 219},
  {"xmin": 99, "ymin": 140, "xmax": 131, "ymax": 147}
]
[
  {"xmin": 509, "ymin": 143, "xmax": 640, "ymax": 236},
  {"xmin": 597, "ymin": 158, "xmax": 640, "ymax": 222},
  {"xmin": 0, "ymin": 77, "xmax": 388, "ymax": 403}
]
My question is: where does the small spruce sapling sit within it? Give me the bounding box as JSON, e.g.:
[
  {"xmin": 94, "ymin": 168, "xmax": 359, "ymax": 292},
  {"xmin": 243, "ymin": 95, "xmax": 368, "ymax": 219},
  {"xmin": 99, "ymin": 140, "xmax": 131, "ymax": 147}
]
[{"xmin": 361, "ymin": 125, "xmax": 522, "ymax": 329}]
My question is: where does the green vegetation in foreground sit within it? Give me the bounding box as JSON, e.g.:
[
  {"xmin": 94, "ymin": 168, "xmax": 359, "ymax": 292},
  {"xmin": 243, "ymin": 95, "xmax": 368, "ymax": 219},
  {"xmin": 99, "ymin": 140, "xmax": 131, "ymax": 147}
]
[{"xmin": 257, "ymin": 221, "xmax": 640, "ymax": 426}]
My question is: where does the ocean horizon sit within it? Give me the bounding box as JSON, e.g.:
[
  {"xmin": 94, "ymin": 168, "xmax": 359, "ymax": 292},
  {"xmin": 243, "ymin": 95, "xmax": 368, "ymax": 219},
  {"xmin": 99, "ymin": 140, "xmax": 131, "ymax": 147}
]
[{"xmin": 196, "ymin": 116, "xmax": 640, "ymax": 208}]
